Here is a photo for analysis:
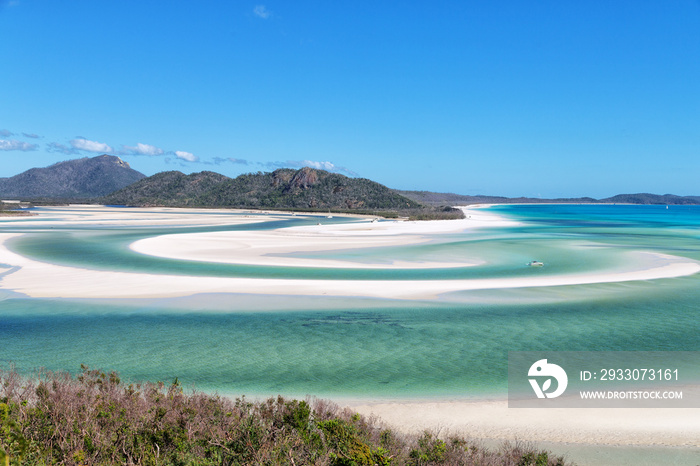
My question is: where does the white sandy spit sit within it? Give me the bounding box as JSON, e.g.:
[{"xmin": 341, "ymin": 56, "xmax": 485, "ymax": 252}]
[{"xmin": 128, "ymin": 205, "xmax": 518, "ymax": 269}]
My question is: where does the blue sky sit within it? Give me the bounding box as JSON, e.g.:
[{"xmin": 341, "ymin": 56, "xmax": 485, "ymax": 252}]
[{"xmin": 1, "ymin": 1, "xmax": 699, "ymax": 198}]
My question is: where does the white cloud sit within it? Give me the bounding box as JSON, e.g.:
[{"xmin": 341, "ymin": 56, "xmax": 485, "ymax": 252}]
[
  {"xmin": 22, "ymin": 132, "xmax": 40, "ymax": 139},
  {"xmin": 213, "ymin": 157, "xmax": 248, "ymax": 165},
  {"xmin": 302, "ymin": 160, "xmax": 338, "ymax": 171},
  {"xmin": 0, "ymin": 139, "xmax": 38, "ymax": 151},
  {"xmin": 122, "ymin": 143, "xmax": 164, "ymax": 156},
  {"xmin": 0, "ymin": 129, "xmax": 13, "ymax": 137},
  {"xmin": 301, "ymin": 160, "xmax": 358, "ymax": 176},
  {"xmin": 260, "ymin": 159, "xmax": 358, "ymax": 176},
  {"xmin": 175, "ymin": 150, "xmax": 198, "ymax": 162},
  {"xmin": 70, "ymin": 138, "xmax": 113, "ymax": 153},
  {"xmin": 46, "ymin": 142, "xmax": 77, "ymax": 155},
  {"xmin": 253, "ymin": 5, "xmax": 270, "ymax": 19}
]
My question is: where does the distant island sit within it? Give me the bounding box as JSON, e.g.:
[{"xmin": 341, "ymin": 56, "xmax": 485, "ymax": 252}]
[
  {"xmin": 397, "ymin": 190, "xmax": 700, "ymax": 206},
  {"xmin": 1, "ymin": 155, "xmax": 699, "ymax": 220}
]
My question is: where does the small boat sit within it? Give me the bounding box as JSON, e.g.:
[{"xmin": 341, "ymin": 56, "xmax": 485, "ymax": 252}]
[{"xmin": 527, "ymin": 261, "xmax": 544, "ymax": 267}]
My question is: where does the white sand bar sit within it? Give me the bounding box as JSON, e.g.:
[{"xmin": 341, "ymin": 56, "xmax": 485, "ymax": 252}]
[
  {"xmin": 131, "ymin": 230, "xmax": 478, "ymax": 269},
  {"xmin": 130, "ymin": 205, "xmax": 520, "ymax": 269}
]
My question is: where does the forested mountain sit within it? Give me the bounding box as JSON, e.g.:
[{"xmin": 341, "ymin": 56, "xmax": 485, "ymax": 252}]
[
  {"xmin": 0, "ymin": 155, "xmax": 145, "ymax": 199},
  {"xmin": 102, "ymin": 167, "xmax": 425, "ymax": 213}
]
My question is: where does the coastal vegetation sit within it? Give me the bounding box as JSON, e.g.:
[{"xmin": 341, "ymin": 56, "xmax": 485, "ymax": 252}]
[
  {"xmin": 0, "ymin": 367, "xmax": 571, "ymax": 465},
  {"xmin": 0, "ymin": 201, "xmax": 34, "ymax": 217},
  {"xmin": 101, "ymin": 167, "xmax": 420, "ymax": 211}
]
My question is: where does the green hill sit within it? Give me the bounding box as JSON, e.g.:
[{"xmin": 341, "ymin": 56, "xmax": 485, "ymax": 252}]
[
  {"xmin": 101, "ymin": 170, "xmax": 230, "ymax": 207},
  {"xmin": 102, "ymin": 167, "xmax": 440, "ymax": 216}
]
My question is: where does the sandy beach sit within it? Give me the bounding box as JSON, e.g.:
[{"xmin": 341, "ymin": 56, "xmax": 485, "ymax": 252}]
[
  {"xmin": 345, "ymin": 398, "xmax": 700, "ymax": 446},
  {"xmin": 346, "ymin": 399, "xmax": 700, "ymax": 466},
  {"xmin": 2, "ymin": 205, "xmax": 700, "ymax": 465}
]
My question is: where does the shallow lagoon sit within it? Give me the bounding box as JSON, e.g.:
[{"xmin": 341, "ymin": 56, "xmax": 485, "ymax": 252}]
[{"xmin": 1, "ymin": 204, "xmax": 699, "ymax": 399}]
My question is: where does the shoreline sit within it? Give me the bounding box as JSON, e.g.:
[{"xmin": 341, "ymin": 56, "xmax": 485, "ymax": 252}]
[
  {"xmin": 344, "ymin": 399, "xmax": 700, "ymax": 466},
  {"xmin": 205, "ymin": 383, "xmax": 700, "ymax": 463},
  {"xmin": 342, "ymin": 398, "xmax": 700, "ymax": 448},
  {"xmin": 205, "ymin": 390, "xmax": 700, "ymax": 465},
  {"xmin": 205, "ymin": 386, "xmax": 699, "ymax": 449}
]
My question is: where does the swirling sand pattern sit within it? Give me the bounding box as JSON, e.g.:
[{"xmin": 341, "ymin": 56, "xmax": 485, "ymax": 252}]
[{"xmin": 1, "ymin": 205, "xmax": 700, "ymax": 458}]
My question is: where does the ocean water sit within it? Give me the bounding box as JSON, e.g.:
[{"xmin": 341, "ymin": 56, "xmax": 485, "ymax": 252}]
[{"xmin": 1, "ymin": 205, "xmax": 699, "ymax": 399}]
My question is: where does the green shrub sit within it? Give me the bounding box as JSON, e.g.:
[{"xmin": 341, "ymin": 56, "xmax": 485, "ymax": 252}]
[
  {"xmin": 408, "ymin": 431, "xmax": 447, "ymax": 464},
  {"xmin": 0, "ymin": 367, "xmax": 574, "ymax": 466},
  {"xmin": 0, "ymin": 402, "xmax": 34, "ymax": 466},
  {"xmin": 319, "ymin": 418, "xmax": 392, "ymax": 466}
]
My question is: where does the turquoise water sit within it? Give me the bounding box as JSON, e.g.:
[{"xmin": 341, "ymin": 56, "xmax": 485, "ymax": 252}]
[{"xmin": 1, "ymin": 205, "xmax": 699, "ymax": 399}]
